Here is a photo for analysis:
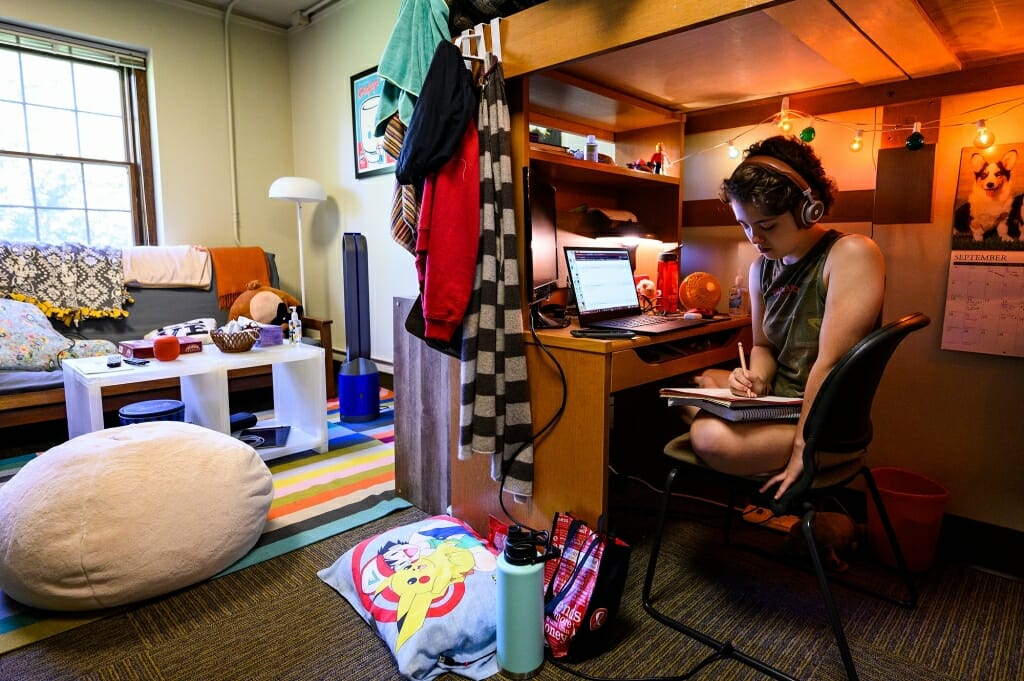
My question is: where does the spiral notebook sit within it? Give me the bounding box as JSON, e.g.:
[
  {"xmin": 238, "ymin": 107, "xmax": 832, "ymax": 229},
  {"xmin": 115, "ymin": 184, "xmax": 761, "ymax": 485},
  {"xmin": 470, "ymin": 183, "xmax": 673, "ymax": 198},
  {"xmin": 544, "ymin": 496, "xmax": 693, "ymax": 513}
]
[{"xmin": 660, "ymin": 387, "xmax": 802, "ymax": 422}]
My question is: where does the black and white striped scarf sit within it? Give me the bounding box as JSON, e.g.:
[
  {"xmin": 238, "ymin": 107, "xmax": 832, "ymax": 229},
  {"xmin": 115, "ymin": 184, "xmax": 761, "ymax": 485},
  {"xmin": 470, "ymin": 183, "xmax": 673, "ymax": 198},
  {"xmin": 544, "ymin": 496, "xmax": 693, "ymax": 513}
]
[{"xmin": 458, "ymin": 60, "xmax": 535, "ymax": 497}]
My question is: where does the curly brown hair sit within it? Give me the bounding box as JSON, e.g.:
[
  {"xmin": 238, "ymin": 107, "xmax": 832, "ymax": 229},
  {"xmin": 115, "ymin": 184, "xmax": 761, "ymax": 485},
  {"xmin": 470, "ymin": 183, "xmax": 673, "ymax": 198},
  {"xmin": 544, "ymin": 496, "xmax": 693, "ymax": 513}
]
[{"xmin": 719, "ymin": 136, "xmax": 837, "ymax": 224}]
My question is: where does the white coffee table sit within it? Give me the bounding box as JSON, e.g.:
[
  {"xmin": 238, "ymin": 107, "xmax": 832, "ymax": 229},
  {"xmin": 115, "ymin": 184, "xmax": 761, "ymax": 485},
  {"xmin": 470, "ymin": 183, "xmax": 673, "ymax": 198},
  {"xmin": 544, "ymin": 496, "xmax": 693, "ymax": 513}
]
[{"xmin": 62, "ymin": 343, "xmax": 328, "ymax": 461}]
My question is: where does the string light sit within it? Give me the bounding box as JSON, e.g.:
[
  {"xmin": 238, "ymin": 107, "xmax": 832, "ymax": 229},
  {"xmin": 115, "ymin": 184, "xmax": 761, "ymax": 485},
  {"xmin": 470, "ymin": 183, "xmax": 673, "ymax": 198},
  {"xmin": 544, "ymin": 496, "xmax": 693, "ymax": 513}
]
[
  {"xmin": 850, "ymin": 129, "xmax": 864, "ymax": 152},
  {"xmin": 905, "ymin": 122, "xmax": 925, "ymax": 150},
  {"xmin": 671, "ymin": 92, "xmax": 1024, "ymax": 163},
  {"xmin": 973, "ymin": 119, "xmax": 995, "ymax": 149},
  {"xmin": 776, "ymin": 96, "xmax": 792, "ymax": 132},
  {"xmin": 799, "ymin": 126, "xmax": 816, "ymax": 142}
]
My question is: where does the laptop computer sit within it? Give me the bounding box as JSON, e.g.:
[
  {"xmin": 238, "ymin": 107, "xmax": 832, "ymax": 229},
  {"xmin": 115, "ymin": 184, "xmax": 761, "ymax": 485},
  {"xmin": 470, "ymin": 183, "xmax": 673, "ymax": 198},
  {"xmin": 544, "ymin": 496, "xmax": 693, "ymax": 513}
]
[{"xmin": 563, "ymin": 246, "xmax": 708, "ymax": 334}]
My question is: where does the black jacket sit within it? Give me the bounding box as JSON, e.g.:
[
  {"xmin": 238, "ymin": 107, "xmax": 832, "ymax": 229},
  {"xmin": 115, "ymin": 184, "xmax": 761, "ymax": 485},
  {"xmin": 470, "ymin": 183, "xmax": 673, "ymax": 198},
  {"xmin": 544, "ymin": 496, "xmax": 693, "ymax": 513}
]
[{"xmin": 396, "ymin": 40, "xmax": 477, "ymax": 188}]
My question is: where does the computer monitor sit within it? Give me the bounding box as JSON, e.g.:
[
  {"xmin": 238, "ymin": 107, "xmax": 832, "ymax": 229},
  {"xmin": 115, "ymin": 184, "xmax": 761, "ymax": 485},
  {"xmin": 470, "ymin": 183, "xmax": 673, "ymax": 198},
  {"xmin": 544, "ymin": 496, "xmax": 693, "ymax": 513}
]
[
  {"xmin": 522, "ymin": 167, "xmax": 565, "ymax": 328},
  {"xmin": 523, "ymin": 167, "xmax": 559, "ymax": 302}
]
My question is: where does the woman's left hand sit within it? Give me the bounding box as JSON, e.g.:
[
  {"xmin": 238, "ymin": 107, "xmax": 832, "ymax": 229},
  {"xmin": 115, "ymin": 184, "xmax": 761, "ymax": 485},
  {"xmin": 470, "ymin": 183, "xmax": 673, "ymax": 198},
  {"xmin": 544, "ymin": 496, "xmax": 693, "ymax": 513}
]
[{"xmin": 759, "ymin": 445, "xmax": 804, "ymax": 500}]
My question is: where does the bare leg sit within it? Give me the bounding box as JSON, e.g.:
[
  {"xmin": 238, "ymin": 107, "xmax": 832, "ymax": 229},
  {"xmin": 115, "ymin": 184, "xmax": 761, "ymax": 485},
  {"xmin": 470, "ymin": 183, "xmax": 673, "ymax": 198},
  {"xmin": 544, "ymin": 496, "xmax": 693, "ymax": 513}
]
[
  {"xmin": 680, "ymin": 369, "xmax": 734, "ymax": 424},
  {"xmin": 689, "ymin": 411, "xmax": 794, "ymax": 476},
  {"xmin": 694, "ymin": 368, "xmax": 732, "ymax": 389}
]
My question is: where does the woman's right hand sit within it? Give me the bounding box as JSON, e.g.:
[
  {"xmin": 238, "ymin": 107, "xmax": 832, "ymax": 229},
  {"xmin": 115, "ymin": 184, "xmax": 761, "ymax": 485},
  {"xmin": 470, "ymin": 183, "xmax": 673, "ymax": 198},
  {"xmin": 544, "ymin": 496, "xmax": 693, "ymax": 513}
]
[{"xmin": 730, "ymin": 367, "xmax": 766, "ymax": 397}]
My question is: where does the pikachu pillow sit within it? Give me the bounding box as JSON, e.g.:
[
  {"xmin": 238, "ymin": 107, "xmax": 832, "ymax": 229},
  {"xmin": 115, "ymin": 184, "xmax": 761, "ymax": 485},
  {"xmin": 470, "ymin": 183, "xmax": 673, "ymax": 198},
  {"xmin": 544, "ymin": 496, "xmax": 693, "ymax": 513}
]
[{"xmin": 318, "ymin": 515, "xmax": 499, "ymax": 681}]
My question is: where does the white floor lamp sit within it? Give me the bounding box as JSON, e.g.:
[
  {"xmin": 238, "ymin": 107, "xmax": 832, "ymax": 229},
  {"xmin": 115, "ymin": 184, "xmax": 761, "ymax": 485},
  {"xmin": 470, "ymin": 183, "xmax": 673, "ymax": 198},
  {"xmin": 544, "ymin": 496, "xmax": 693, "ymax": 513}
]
[{"xmin": 268, "ymin": 176, "xmax": 326, "ymax": 311}]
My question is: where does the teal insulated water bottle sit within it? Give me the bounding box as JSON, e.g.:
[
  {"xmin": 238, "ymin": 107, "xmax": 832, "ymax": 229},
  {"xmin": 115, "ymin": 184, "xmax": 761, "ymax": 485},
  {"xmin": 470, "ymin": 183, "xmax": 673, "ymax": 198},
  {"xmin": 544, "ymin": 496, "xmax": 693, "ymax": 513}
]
[{"xmin": 496, "ymin": 528, "xmax": 558, "ymax": 679}]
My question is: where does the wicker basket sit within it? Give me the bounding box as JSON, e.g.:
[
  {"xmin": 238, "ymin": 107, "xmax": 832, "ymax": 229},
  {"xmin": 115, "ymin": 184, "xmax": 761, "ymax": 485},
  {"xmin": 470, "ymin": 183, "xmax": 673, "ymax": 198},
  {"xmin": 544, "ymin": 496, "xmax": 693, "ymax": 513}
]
[{"xmin": 210, "ymin": 328, "xmax": 259, "ymax": 353}]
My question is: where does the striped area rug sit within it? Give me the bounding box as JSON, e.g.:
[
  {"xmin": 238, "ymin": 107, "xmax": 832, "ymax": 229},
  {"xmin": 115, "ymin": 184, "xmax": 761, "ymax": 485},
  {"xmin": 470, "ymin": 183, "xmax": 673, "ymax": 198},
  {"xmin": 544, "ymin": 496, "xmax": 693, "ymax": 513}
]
[{"xmin": 0, "ymin": 392, "xmax": 410, "ymax": 654}]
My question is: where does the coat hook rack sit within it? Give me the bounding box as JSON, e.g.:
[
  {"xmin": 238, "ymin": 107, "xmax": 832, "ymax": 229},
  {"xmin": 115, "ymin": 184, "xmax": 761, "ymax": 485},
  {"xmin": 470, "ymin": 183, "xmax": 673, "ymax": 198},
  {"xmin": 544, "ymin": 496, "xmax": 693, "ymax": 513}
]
[{"xmin": 455, "ymin": 17, "xmax": 502, "ymax": 70}]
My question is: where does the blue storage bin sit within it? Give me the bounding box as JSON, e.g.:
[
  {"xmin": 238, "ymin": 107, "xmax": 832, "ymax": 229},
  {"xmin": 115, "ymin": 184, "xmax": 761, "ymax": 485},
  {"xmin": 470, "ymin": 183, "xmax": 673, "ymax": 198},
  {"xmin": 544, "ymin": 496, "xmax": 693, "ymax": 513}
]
[{"xmin": 118, "ymin": 399, "xmax": 186, "ymax": 425}]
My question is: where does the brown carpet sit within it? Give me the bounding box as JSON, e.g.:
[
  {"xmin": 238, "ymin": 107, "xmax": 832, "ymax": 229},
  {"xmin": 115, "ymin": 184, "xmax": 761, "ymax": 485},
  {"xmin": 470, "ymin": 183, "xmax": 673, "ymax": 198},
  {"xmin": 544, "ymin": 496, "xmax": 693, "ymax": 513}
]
[{"xmin": 1, "ymin": 490, "xmax": 1021, "ymax": 681}]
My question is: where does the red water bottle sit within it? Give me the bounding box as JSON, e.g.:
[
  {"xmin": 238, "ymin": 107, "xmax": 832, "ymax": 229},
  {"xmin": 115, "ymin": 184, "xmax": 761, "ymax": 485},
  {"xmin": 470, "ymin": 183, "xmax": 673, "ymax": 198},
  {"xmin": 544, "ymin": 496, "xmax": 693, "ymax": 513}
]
[{"xmin": 656, "ymin": 250, "xmax": 679, "ymax": 314}]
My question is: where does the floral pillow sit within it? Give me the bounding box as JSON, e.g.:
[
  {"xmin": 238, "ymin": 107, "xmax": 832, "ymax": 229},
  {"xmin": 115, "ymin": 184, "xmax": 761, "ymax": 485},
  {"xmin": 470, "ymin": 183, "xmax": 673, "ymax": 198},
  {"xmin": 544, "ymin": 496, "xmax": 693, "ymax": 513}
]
[
  {"xmin": 0, "ymin": 299, "xmax": 116, "ymax": 371},
  {"xmin": 0, "ymin": 299, "xmax": 75, "ymax": 371},
  {"xmin": 63, "ymin": 338, "xmax": 118, "ymax": 360},
  {"xmin": 318, "ymin": 515, "xmax": 499, "ymax": 681}
]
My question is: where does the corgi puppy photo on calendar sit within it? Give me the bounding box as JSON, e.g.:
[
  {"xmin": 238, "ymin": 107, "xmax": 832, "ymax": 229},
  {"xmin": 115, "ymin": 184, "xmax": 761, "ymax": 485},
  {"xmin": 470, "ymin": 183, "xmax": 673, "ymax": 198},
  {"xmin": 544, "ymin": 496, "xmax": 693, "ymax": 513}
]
[{"xmin": 953, "ymin": 148, "xmax": 1023, "ymax": 242}]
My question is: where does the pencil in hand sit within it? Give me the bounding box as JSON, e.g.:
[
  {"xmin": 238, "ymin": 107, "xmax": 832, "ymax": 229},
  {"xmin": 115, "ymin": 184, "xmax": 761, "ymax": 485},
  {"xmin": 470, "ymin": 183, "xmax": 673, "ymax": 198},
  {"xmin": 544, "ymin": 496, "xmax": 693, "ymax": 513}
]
[{"xmin": 738, "ymin": 342, "xmax": 754, "ymax": 397}]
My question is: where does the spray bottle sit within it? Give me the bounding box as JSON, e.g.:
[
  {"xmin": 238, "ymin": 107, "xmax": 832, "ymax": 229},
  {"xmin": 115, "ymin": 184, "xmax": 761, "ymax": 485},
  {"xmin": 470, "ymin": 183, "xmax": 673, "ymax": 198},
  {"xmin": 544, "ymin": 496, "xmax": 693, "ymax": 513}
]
[
  {"xmin": 496, "ymin": 526, "xmax": 559, "ymax": 679},
  {"xmin": 728, "ymin": 273, "xmax": 750, "ymax": 316},
  {"xmin": 288, "ymin": 306, "xmax": 302, "ymax": 345},
  {"xmin": 728, "ymin": 275, "xmax": 743, "ymax": 316}
]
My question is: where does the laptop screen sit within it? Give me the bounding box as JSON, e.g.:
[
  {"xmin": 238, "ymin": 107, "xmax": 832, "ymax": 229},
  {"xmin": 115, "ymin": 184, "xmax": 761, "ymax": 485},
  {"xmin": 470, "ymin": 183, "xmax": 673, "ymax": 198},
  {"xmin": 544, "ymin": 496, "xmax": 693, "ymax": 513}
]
[{"xmin": 564, "ymin": 247, "xmax": 642, "ymax": 321}]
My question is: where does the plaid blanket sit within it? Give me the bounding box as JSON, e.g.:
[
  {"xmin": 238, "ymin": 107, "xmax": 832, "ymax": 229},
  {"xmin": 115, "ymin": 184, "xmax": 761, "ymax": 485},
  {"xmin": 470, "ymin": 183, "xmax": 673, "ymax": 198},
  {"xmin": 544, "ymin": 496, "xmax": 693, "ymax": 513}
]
[
  {"xmin": 458, "ymin": 60, "xmax": 535, "ymax": 497},
  {"xmin": 0, "ymin": 241, "xmax": 129, "ymax": 325}
]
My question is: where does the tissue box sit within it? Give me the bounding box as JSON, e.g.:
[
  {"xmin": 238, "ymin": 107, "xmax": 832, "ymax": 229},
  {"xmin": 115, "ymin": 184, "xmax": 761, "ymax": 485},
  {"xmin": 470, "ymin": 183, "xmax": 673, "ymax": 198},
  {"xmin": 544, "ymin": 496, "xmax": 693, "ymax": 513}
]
[
  {"xmin": 256, "ymin": 323, "xmax": 284, "ymax": 347},
  {"xmin": 118, "ymin": 336, "xmax": 203, "ymax": 359}
]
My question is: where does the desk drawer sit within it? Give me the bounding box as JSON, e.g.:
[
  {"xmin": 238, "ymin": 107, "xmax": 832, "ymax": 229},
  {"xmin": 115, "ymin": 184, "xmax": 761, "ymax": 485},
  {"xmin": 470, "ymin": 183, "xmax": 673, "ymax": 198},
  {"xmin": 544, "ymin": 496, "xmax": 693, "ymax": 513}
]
[{"xmin": 609, "ymin": 325, "xmax": 752, "ymax": 392}]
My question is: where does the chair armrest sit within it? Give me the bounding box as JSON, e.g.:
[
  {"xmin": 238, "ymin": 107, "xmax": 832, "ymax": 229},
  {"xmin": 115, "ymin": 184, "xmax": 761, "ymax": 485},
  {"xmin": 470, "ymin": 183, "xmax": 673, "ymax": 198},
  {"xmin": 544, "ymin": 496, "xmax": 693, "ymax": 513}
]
[{"xmin": 301, "ymin": 315, "xmax": 336, "ymax": 399}]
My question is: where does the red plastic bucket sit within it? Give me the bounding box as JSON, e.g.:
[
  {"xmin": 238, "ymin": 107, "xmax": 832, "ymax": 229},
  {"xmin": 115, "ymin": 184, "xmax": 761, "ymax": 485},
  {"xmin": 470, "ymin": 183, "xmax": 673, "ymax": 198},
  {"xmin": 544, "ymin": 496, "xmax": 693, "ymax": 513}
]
[{"xmin": 867, "ymin": 467, "xmax": 949, "ymax": 572}]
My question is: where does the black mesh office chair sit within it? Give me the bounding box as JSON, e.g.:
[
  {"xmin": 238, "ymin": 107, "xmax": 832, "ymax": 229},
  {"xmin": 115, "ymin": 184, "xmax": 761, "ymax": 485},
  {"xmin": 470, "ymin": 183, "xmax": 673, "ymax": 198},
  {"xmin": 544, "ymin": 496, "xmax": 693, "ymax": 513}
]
[{"xmin": 642, "ymin": 312, "xmax": 930, "ymax": 681}]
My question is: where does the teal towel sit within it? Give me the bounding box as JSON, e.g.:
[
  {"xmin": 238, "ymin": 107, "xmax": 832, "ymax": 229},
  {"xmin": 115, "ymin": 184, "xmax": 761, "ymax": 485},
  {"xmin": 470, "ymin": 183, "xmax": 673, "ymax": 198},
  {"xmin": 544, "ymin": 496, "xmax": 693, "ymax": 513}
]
[{"xmin": 374, "ymin": 0, "xmax": 450, "ymax": 137}]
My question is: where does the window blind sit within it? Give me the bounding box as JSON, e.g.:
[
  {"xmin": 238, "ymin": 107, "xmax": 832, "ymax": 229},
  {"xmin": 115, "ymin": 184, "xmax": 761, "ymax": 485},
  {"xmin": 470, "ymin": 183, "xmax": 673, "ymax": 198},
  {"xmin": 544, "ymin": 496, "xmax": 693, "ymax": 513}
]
[{"xmin": 0, "ymin": 21, "xmax": 146, "ymax": 70}]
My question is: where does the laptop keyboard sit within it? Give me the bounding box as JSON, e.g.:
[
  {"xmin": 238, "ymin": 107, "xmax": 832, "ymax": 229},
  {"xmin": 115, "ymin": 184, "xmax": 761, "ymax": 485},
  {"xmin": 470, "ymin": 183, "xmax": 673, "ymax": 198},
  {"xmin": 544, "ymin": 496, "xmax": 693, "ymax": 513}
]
[{"xmin": 599, "ymin": 316, "xmax": 666, "ymax": 328}]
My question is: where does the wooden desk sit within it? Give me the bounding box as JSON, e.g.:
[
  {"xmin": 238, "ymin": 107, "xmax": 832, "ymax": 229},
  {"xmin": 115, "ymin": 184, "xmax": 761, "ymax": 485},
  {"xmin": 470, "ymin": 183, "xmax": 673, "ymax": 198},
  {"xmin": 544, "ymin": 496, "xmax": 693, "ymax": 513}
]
[{"xmin": 450, "ymin": 316, "xmax": 752, "ymax": 534}]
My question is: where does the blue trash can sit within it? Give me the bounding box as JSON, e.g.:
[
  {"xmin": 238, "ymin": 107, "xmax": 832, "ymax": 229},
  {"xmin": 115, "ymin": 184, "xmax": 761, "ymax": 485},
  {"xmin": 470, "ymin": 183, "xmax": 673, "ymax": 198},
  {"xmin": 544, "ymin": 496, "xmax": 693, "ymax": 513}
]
[{"xmin": 118, "ymin": 399, "xmax": 186, "ymax": 425}]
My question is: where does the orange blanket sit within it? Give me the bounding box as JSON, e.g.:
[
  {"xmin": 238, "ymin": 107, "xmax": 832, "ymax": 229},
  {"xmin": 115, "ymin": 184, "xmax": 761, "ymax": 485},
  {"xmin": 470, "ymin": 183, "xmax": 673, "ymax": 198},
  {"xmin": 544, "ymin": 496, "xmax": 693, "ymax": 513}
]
[{"xmin": 208, "ymin": 246, "xmax": 270, "ymax": 309}]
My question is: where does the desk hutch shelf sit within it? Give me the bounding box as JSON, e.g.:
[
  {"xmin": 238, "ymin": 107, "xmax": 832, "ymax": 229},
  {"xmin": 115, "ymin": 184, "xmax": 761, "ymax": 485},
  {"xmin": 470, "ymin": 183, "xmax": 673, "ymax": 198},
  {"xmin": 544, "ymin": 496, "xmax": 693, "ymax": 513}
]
[{"xmin": 513, "ymin": 71, "xmax": 686, "ymax": 244}]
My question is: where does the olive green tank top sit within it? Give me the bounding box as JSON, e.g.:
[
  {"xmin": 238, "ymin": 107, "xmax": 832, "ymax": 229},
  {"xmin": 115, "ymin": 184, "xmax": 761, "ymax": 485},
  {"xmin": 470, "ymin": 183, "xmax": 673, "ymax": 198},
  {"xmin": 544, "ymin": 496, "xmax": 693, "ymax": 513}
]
[{"xmin": 759, "ymin": 230, "xmax": 844, "ymax": 397}]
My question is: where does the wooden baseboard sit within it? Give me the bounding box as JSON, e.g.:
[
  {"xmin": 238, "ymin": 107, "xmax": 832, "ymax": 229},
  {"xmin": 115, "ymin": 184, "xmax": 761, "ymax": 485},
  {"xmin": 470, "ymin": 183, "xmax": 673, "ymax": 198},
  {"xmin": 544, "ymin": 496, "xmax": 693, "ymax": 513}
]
[{"xmin": 938, "ymin": 514, "xmax": 1024, "ymax": 579}]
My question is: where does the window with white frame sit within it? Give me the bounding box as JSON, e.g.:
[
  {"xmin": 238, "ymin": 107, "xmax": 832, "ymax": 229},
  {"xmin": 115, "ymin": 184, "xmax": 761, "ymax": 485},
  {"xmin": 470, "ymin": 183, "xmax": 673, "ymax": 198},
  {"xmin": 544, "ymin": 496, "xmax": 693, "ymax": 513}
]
[{"xmin": 0, "ymin": 23, "xmax": 155, "ymax": 247}]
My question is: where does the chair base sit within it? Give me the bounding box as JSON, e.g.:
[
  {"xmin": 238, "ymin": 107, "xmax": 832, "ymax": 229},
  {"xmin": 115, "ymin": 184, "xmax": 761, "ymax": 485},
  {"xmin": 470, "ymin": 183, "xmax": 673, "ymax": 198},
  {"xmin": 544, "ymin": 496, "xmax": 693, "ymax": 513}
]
[{"xmin": 641, "ymin": 467, "xmax": 918, "ymax": 681}]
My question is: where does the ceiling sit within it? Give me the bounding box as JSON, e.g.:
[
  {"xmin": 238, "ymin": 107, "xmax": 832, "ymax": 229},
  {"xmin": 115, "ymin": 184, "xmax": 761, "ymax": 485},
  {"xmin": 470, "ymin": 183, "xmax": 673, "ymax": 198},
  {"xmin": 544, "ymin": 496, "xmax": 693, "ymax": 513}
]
[
  {"xmin": 189, "ymin": 0, "xmax": 1024, "ymax": 126},
  {"xmin": 529, "ymin": 0, "xmax": 1024, "ymax": 130},
  {"xmin": 185, "ymin": 0, "xmax": 325, "ymax": 30}
]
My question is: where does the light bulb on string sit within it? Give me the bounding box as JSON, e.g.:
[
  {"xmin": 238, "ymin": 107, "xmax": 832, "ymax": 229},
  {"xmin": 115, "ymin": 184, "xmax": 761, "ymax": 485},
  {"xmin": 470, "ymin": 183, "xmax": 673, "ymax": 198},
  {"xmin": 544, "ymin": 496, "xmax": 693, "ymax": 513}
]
[
  {"xmin": 799, "ymin": 126, "xmax": 816, "ymax": 142},
  {"xmin": 905, "ymin": 122, "xmax": 925, "ymax": 151},
  {"xmin": 850, "ymin": 129, "xmax": 863, "ymax": 152},
  {"xmin": 973, "ymin": 119, "xmax": 995, "ymax": 149},
  {"xmin": 727, "ymin": 140, "xmax": 740, "ymax": 159},
  {"xmin": 776, "ymin": 96, "xmax": 792, "ymax": 132}
]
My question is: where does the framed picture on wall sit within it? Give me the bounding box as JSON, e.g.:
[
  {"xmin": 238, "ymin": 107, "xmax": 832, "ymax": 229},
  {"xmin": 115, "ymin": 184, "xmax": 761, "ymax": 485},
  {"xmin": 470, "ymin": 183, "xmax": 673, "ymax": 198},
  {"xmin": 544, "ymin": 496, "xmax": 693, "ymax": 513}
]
[{"xmin": 350, "ymin": 66, "xmax": 396, "ymax": 179}]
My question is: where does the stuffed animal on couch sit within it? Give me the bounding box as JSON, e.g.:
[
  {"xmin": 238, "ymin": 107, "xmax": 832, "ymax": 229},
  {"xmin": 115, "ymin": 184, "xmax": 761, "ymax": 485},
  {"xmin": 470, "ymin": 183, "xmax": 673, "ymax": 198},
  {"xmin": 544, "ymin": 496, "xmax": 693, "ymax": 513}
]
[{"xmin": 228, "ymin": 280, "xmax": 302, "ymax": 329}]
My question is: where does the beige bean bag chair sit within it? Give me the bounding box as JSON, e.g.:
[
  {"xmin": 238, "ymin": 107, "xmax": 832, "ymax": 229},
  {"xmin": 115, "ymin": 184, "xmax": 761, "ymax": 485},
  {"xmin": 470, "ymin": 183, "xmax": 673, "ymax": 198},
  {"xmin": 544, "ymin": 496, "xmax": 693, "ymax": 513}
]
[{"xmin": 0, "ymin": 421, "xmax": 274, "ymax": 611}]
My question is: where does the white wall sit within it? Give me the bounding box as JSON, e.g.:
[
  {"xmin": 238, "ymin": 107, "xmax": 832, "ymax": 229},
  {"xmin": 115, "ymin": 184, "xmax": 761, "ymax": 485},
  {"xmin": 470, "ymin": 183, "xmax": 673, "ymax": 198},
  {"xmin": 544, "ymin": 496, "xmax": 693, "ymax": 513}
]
[
  {"xmin": 3, "ymin": 0, "xmax": 294, "ymax": 254},
  {"xmin": 287, "ymin": 0, "xmax": 418, "ymax": 369},
  {"xmin": 680, "ymin": 94, "xmax": 1024, "ymax": 531},
  {"xmin": 2, "ymin": 0, "xmax": 412, "ymax": 365}
]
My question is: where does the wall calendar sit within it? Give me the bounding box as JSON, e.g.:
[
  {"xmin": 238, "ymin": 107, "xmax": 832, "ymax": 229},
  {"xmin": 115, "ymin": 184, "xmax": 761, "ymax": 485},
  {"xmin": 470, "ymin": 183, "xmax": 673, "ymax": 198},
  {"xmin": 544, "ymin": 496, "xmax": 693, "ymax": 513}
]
[
  {"xmin": 941, "ymin": 144, "xmax": 1024, "ymax": 358},
  {"xmin": 941, "ymin": 251, "xmax": 1024, "ymax": 357}
]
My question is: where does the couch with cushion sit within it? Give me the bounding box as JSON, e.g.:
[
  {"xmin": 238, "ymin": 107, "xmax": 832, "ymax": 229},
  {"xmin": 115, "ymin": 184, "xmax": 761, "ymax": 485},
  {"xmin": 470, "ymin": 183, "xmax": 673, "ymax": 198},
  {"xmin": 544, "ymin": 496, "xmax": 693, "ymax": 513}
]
[{"xmin": 0, "ymin": 245, "xmax": 334, "ymax": 430}]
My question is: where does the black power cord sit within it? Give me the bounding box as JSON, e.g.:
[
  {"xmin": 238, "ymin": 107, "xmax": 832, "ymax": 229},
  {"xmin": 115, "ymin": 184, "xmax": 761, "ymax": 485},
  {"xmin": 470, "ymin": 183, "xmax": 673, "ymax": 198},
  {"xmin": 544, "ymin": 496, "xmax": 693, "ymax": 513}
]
[{"xmin": 495, "ymin": 299, "xmax": 569, "ymax": 532}]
